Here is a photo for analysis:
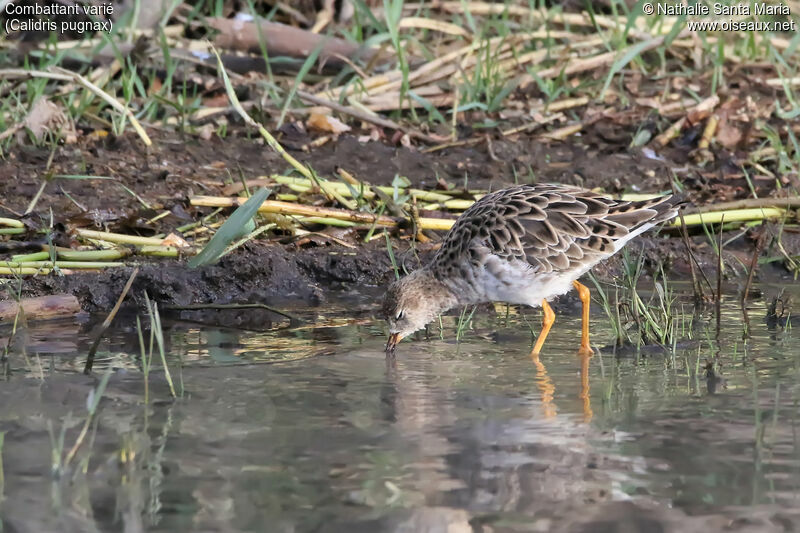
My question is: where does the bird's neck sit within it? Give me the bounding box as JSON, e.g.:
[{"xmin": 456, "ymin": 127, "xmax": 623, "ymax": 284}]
[
  {"xmin": 413, "ymin": 267, "xmax": 461, "ymax": 316},
  {"xmin": 418, "ymin": 266, "xmax": 474, "ymax": 313}
]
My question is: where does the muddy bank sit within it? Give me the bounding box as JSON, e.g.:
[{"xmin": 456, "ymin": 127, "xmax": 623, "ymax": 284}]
[
  {"xmin": 8, "ymin": 242, "xmax": 390, "ymax": 314},
  {"xmin": 1, "ymin": 129, "xmax": 796, "ymax": 319},
  {"xmin": 1, "ymin": 234, "xmax": 734, "ymax": 319},
  {"xmin": 0, "ymin": 130, "xmax": 680, "ymax": 225}
]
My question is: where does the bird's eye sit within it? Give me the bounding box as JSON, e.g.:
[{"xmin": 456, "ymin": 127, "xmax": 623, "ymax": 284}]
[{"xmin": 396, "ymin": 310, "xmax": 405, "ymax": 321}]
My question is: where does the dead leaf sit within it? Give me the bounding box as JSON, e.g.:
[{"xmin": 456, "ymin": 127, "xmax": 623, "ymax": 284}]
[
  {"xmin": 358, "ymin": 127, "xmax": 382, "ymax": 143},
  {"xmin": 148, "ymin": 77, "xmax": 163, "ymax": 96},
  {"xmin": 21, "ymin": 99, "xmax": 77, "ymax": 143},
  {"xmin": 716, "ymin": 97, "xmax": 745, "ymax": 149},
  {"xmin": 307, "ymin": 112, "xmax": 351, "ymax": 134},
  {"xmin": 161, "ymin": 232, "xmax": 191, "ymax": 248},
  {"xmin": 624, "ymin": 72, "xmax": 643, "ymax": 96},
  {"xmin": 197, "ymin": 123, "xmax": 215, "ymax": 141},
  {"xmin": 716, "ymin": 116, "xmax": 743, "ymax": 149}
]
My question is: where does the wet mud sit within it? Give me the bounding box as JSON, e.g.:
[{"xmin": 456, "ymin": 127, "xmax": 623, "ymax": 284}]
[{"xmin": 0, "ymin": 126, "xmax": 794, "ymax": 316}]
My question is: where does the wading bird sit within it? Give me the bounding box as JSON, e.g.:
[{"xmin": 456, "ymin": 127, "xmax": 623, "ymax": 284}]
[{"xmin": 383, "ymin": 184, "xmax": 679, "ymax": 355}]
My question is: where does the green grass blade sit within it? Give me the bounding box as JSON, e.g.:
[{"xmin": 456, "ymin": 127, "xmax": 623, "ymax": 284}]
[
  {"xmin": 621, "ymin": 0, "xmax": 646, "ymax": 41},
  {"xmin": 150, "ymin": 299, "xmax": 176, "ymax": 398},
  {"xmin": 600, "ymin": 39, "xmax": 655, "ymax": 97},
  {"xmin": 408, "ymin": 91, "xmax": 446, "ymax": 123},
  {"xmin": 385, "ymin": 231, "xmax": 400, "ymax": 280},
  {"xmin": 782, "ymin": 30, "xmax": 800, "ymax": 61},
  {"xmin": 188, "ymin": 187, "xmax": 272, "ymax": 268},
  {"xmin": 87, "ymin": 368, "xmax": 113, "ymax": 415},
  {"xmin": 277, "ymin": 44, "xmax": 323, "ymax": 129},
  {"xmin": 661, "ymin": 14, "xmax": 687, "ymax": 48}
]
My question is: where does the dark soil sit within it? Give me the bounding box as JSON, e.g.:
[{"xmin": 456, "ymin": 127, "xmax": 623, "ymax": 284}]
[{"xmin": 0, "ymin": 124, "xmax": 794, "ymax": 318}]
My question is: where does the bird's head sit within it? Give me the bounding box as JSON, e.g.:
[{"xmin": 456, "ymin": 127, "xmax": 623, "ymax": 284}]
[{"xmin": 382, "ymin": 269, "xmax": 454, "ymax": 353}]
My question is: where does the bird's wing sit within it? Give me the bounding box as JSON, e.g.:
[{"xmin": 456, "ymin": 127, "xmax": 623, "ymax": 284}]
[{"xmin": 432, "ymin": 184, "xmax": 680, "ymax": 275}]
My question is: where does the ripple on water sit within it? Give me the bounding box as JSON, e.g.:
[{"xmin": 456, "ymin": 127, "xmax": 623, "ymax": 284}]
[{"xmin": 1, "ymin": 293, "xmax": 800, "ymax": 531}]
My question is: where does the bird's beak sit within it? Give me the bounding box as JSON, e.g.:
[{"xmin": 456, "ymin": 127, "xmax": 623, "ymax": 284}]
[{"xmin": 385, "ymin": 332, "xmax": 403, "ymax": 354}]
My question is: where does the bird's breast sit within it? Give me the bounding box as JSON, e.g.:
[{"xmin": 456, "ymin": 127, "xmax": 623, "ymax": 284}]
[{"xmin": 439, "ymin": 254, "xmax": 577, "ymax": 308}]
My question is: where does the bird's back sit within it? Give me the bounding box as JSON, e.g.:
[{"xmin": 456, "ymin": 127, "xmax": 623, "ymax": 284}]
[{"xmin": 428, "ymin": 184, "xmax": 679, "ymax": 306}]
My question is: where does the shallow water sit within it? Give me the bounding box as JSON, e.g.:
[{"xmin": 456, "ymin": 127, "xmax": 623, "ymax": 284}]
[{"xmin": 1, "ymin": 287, "xmax": 800, "ymax": 532}]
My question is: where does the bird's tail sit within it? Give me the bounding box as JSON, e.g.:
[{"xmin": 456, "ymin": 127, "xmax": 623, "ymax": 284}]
[{"xmin": 606, "ymin": 194, "xmax": 685, "ymax": 230}]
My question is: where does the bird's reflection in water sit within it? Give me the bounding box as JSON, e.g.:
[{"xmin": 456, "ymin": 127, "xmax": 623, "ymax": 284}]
[
  {"xmin": 529, "ymin": 350, "xmax": 593, "ymax": 422},
  {"xmin": 384, "ymin": 344, "xmax": 593, "ymax": 424},
  {"xmin": 529, "ymin": 350, "xmax": 557, "ymax": 419}
]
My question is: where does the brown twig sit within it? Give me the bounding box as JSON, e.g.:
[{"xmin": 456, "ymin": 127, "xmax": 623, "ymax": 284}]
[
  {"xmin": 684, "ymin": 197, "xmax": 800, "ymax": 214},
  {"xmin": 208, "ymin": 17, "xmax": 379, "ymax": 67},
  {"xmin": 0, "ymin": 294, "xmax": 81, "ymax": 321},
  {"xmin": 715, "ymin": 217, "xmax": 724, "ymax": 338},
  {"xmin": 422, "ymin": 137, "xmax": 483, "ymax": 153},
  {"xmin": 296, "ymin": 90, "xmax": 445, "ymax": 144},
  {"xmin": 501, "ymin": 113, "xmax": 564, "ymax": 137},
  {"xmin": 539, "ymin": 123, "xmax": 583, "ymax": 141},
  {"xmin": 670, "ymin": 179, "xmax": 707, "ymax": 303},
  {"xmin": 654, "ymin": 117, "xmax": 686, "ymax": 147},
  {"xmin": 654, "ymin": 94, "xmax": 720, "ymax": 147},
  {"xmin": 162, "ymin": 302, "xmax": 298, "ymax": 322},
  {"xmin": 521, "ymin": 30, "xmax": 690, "ymax": 88}
]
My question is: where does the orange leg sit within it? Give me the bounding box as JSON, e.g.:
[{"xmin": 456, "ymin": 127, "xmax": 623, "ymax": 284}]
[
  {"xmin": 531, "ymin": 299, "xmax": 555, "ymax": 356},
  {"xmin": 579, "ymin": 352, "xmax": 593, "ymax": 422},
  {"xmin": 572, "ymin": 280, "xmax": 593, "ymax": 355}
]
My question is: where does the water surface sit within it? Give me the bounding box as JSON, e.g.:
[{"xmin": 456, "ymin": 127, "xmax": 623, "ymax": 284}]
[{"xmin": 1, "ymin": 288, "xmax": 799, "ymax": 532}]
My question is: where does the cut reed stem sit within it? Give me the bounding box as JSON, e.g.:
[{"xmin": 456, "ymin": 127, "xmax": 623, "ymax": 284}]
[
  {"xmin": 0, "ymin": 261, "xmax": 125, "ymax": 269},
  {"xmin": 0, "ymin": 218, "xmax": 24, "ymax": 228},
  {"xmin": 190, "ymin": 196, "xmax": 457, "ymax": 231},
  {"xmin": 75, "ymin": 229, "xmax": 168, "ymax": 246}
]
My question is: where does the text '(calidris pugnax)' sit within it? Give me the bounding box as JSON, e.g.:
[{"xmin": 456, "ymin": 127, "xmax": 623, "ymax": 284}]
[{"xmin": 383, "ymin": 184, "xmax": 681, "ymax": 355}]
